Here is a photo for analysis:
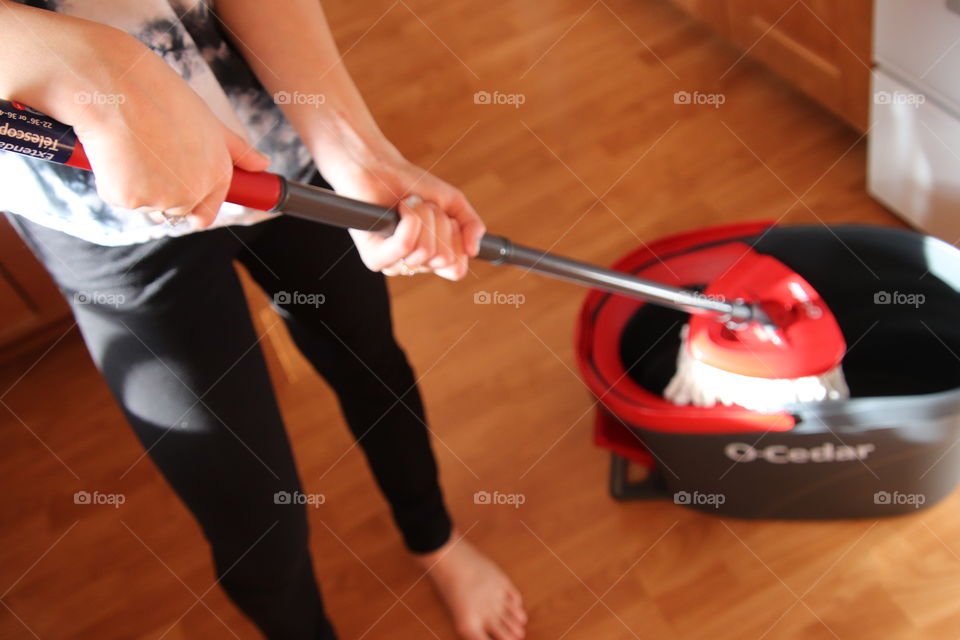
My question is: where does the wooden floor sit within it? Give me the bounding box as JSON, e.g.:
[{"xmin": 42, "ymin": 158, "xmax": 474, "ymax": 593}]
[{"xmin": 3, "ymin": 1, "xmax": 958, "ymax": 639}]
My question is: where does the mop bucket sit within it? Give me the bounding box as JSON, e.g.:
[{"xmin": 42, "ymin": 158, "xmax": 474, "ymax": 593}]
[{"xmin": 576, "ymin": 221, "xmax": 960, "ymax": 518}]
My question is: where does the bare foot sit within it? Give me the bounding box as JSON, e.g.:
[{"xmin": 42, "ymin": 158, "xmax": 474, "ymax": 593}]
[{"xmin": 414, "ymin": 531, "xmax": 527, "ymax": 639}]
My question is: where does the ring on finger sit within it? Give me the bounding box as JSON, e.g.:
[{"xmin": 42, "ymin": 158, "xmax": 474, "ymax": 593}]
[
  {"xmin": 398, "ymin": 259, "xmax": 431, "ymax": 276},
  {"xmin": 160, "ymin": 211, "xmax": 187, "ymax": 228}
]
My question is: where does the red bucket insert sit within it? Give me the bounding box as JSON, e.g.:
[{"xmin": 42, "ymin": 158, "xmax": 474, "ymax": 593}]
[{"xmin": 574, "ymin": 221, "xmax": 796, "ymax": 465}]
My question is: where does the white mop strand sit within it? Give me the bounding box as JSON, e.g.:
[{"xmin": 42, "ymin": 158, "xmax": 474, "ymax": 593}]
[{"xmin": 663, "ymin": 325, "xmax": 850, "ymax": 413}]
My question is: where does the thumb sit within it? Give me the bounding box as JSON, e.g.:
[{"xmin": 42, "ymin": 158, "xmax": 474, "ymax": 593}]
[{"xmin": 222, "ymin": 124, "xmax": 271, "ymax": 172}]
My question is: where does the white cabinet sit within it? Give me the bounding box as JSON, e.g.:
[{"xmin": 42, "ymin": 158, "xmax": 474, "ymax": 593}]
[
  {"xmin": 868, "ymin": 1, "xmax": 960, "ymax": 242},
  {"xmin": 874, "ymin": 0, "xmax": 960, "ymax": 107}
]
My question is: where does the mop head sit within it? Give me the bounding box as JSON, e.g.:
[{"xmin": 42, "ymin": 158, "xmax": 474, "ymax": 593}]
[
  {"xmin": 664, "ymin": 325, "xmax": 850, "ymax": 412},
  {"xmin": 663, "ymin": 253, "xmax": 850, "ymax": 413}
]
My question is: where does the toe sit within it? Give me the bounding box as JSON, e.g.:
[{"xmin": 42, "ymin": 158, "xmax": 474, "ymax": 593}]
[
  {"xmin": 505, "ymin": 591, "xmax": 527, "ymax": 625},
  {"xmin": 505, "ymin": 599, "xmax": 528, "ymax": 626},
  {"xmin": 485, "ymin": 615, "xmax": 519, "ymax": 640},
  {"xmin": 499, "ymin": 611, "xmax": 526, "ymax": 639}
]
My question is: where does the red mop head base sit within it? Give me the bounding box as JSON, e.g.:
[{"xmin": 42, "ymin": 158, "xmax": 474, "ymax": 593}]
[
  {"xmin": 665, "ymin": 252, "xmax": 849, "ymax": 411},
  {"xmin": 691, "ymin": 253, "xmax": 846, "ymax": 379}
]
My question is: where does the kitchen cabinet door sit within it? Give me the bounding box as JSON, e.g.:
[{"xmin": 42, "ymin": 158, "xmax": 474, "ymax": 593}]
[
  {"xmin": 725, "ymin": 0, "xmax": 873, "ymax": 130},
  {"xmin": 669, "ymin": 0, "xmax": 873, "ymax": 131},
  {"xmin": 670, "ymin": 0, "xmax": 732, "ymax": 36}
]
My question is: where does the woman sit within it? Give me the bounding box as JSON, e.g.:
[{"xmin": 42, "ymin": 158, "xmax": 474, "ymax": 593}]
[{"xmin": 0, "ymin": 1, "xmax": 527, "ymax": 639}]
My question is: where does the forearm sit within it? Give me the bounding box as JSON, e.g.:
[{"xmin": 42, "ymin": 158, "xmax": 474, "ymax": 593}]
[
  {"xmin": 216, "ymin": 0, "xmax": 484, "ymax": 270},
  {"xmin": 215, "ymin": 0, "xmax": 399, "ymax": 175},
  {"xmin": 0, "ymin": 1, "xmax": 140, "ymax": 128}
]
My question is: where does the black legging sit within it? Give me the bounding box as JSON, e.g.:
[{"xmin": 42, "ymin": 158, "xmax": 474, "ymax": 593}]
[{"xmin": 8, "ymin": 173, "xmax": 452, "ymax": 640}]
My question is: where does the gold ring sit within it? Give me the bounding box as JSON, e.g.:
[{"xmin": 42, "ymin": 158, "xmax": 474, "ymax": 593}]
[{"xmin": 398, "ymin": 260, "xmax": 430, "ymax": 276}]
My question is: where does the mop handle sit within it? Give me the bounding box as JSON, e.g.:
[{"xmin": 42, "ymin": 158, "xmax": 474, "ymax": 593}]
[{"xmin": 0, "ymin": 99, "xmax": 749, "ymax": 321}]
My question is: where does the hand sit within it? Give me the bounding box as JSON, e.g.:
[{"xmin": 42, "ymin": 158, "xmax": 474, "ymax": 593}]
[
  {"xmin": 68, "ymin": 32, "xmax": 270, "ymax": 229},
  {"xmin": 318, "ymin": 151, "xmax": 486, "ymax": 281}
]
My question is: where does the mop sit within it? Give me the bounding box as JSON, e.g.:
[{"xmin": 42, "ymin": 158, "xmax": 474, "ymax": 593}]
[{"xmin": 0, "ymin": 99, "xmax": 848, "ymax": 412}]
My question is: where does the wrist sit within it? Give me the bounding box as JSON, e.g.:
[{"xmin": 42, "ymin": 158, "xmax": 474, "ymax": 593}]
[
  {"xmin": 50, "ymin": 29, "xmax": 146, "ymax": 132},
  {"xmin": 304, "ymin": 104, "xmax": 402, "ymax": 175},
  {"xmin": 0, "ymin": 17, "xmax": 134, "ymax": 130}
]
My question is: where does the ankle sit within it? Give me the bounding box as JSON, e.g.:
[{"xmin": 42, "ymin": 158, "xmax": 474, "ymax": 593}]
[{"xmin": 412, "ymin": 529, "xmax": 461, "ymax": 568}]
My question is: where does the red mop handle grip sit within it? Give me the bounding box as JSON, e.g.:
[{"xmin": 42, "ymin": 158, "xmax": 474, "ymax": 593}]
[{"xmin": 0, "ymin": 99, "xmax": 285, "ymax": 212}]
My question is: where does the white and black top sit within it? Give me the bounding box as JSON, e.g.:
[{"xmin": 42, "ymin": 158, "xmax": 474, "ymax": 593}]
[{"xmin": 1, "ymin": 0, "xmax": 313, "ymax": 245}]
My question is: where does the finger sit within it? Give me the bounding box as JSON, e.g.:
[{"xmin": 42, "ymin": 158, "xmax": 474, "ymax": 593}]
[
  {"xmin": 347, "ymin": 228, "xmax": 384, "ymax": 268},
  {"xmin": 433, "ymin": 225, "xmax": 467, "ymax": 281},
  {"xmin": 156, "ymin": 201, "xmax": 200, "ymax": 228},
  {"xmin": 464, "ymin": 219, "xmax": 486, "ymax": 257},
  {"xmin": 147, "ymin": 210, "xmax": 192, "ymax": 229},
  {"xmin": 189, "ymin": 173, "xmax": 231, "ymax": 229},
  {"xmin": 371, "ymin": 198, "xmax": 422, "ymax": 271},
  {"xmin": 381, "ymin": 260, "xmax": 430, "ymax": 277},
  {"xmin": 222, "ymin": 123, "xmax": 271, "ymax": 172},
  {"xmin": 160, "ymin": 203, "xmax": 196, "ymax": 219},
  {"xmin": 146, "ymin": 211, "xmax": 167, "ymax": 225},
  {"xmin": 449, "ymin": 218, "xmax": 467, "ymax": 273},
  {"xmin": 427, "ymin": 208, "xmax": 457, "ymax": 270},
  {"xmin": 440, "ymin": 188, "xmax": 486, "ymax": 256},
  {"xmin": 402, "ymin": 197, "xmax": 437, "ymax": 267}
]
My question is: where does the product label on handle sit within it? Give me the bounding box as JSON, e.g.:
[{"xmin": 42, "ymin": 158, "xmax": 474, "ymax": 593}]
[{"xmin": 0, "ymin": 99, "xmax": 76, "ymax": 164}]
